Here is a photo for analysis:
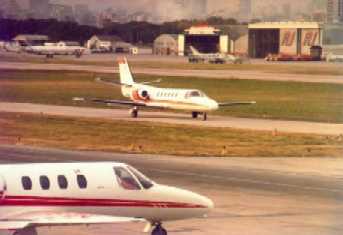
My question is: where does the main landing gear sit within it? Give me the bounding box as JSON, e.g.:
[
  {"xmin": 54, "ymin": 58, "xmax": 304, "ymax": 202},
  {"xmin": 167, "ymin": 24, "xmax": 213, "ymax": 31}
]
[
  {"xmin": 130, "ymin": 106, "xmax": 139, "ymax": 118},
  {"xmin": 151, "ymin": 223, "xmax": 167, "ymax": 235},
  {"xmin": 192, "ymin": 112, "xmax": 207, "ymax": 121}
]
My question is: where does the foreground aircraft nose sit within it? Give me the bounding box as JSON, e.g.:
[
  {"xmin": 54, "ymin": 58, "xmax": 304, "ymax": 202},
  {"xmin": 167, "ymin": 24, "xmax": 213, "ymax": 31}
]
[{"xmin": 196, "ymin": 193, "xmax": 214, "ymax": 210}]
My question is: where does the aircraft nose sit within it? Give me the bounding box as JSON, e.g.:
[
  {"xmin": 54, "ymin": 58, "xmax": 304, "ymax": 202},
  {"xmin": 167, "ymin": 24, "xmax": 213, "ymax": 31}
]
[
  {"xmin": 193, "ymin": 193, "xmax": 214, "ymax": 210},
  {"xmin": 209, "ymin": 100, "xmax": 219, "ymax": 110}
]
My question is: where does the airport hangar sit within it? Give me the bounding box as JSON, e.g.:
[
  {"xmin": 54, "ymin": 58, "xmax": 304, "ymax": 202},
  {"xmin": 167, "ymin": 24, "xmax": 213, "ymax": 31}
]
[
  {"xmin": 248, "ymin": 22, "xmax": 323, "ymax": 58},
  {"xmin": 154, "ymin": 25, "xmax": 233, "ymax": 56},
  {"xmin": 153, "ymin": 22, "xmax": 323, "ymax": 58}
]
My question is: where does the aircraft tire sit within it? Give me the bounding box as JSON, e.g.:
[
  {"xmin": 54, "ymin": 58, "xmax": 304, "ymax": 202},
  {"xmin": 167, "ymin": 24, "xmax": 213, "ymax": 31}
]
[
  {"xmin": 203, "ymin": 113, "xmax": 207, "ymax": 121},
  {"xmin": 192, "ymin": 112, "xmax": 198, "ymax": 119},
  {"xmin": 151, "ymin": 225, "xmax": 167, "ymax": 235},
  {"xmin": 130, "ymin": 108, "xmax": 138, "ymax": 118}
]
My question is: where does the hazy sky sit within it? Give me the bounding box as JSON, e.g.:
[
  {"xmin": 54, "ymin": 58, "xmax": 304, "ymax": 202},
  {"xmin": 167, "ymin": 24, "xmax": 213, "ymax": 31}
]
[{"xmin": 17, "ymin": 0, "xmax": 322, "ymax": 21}]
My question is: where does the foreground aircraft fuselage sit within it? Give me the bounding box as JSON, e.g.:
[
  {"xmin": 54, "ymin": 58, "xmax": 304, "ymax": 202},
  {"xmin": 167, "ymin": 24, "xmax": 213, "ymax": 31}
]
[{"xmin": 0, "ymin": 162, "xmax": 213, "ymax": 235}]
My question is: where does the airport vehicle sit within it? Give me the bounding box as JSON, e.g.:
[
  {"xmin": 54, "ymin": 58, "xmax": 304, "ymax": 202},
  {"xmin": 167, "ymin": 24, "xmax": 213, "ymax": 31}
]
[
  {"xmin": 326, "ymin": 53, "xmax": 343, "ymax": 62},
  {"xmin": 25, "ymin": 43, "xmax": 87, "ymax": 58},
  {"xmin": 188, "ymin": 46, "xmax": 243, "ymax": 64},
  {"xmin": 79, "ymin": 58, "xmax": 255, "ymax": 121},
  {"xmin": 0, "ymin": 162, "xmax": 213, "ymax": 235}
]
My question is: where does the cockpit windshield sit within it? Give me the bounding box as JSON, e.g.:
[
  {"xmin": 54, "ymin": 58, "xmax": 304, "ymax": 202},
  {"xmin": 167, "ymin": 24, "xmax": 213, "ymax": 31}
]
[
  {"xmin": 185, "ymin": 90, "xmax": 205, "ymax": 99},
  {"xmin": 128, "ymin": 166, "xmax": 154, "ymax": 189},
  {"xmin": 114, "ymin": 167, "xmax": 141, "ymax": 190}
]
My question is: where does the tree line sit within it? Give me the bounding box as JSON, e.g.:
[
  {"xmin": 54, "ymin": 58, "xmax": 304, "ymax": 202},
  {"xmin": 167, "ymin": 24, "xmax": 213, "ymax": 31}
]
[{"xmin": 0, "ymin": 17, "xmax": 242, "ymax": 45}]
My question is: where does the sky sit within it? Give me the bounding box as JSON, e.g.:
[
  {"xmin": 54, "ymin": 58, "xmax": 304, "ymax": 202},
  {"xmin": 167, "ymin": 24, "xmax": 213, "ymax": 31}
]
[{"xmin": 17, "ymin": 0, "xmax": 325, "ymax": 21}]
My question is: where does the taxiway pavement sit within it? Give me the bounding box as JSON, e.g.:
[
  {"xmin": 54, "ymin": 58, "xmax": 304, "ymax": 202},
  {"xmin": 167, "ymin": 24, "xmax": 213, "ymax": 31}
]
[{"xmin": 1, "ymin": 102, "xmax": 343, "ymax": 135}]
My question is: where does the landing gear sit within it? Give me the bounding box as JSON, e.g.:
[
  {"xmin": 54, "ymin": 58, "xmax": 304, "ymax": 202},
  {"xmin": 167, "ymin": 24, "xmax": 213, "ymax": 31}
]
[
  {"xmin": 191, "ymin": 112, "xmax": 207, "ymax": 121},
  {"xmin": 130, "ymin": 106, "xmax": 138, "ymax": 118},
  {"xmin": 192, "ymin": 112, "xmax": 198, "ymax": 119},
  {"xmin": 151, "ymin": 224, "xmax": 167, "ymax": 235}
]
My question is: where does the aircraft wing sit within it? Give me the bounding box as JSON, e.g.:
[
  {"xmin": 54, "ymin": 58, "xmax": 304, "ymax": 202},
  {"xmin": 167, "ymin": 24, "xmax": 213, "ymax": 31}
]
[
  {"xmin": 0, "ymin": 212, "xmax": 145, "ymax": 230},
  {"xmin": 218, "ymin": 101, "xmax": 256, "ymax": 107},
  {"xmin": 92, "ymin": 98, "xmax": 147, "ymax": 107}
]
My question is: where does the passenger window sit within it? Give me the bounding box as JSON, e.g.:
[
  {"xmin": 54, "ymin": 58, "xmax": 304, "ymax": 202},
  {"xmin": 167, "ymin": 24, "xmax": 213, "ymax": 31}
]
[
  {"xmin": 22, "ymin": 176, "xmax": 32, "ymax": 190},
  {"xmin": 77, "ymin": 175, "xmax": 87, "ymax": 189},
  {"xmin": 58, "ymin": 175, "xmax": 68, "ymax": 189},
  {"xmin": 114, "ymin": 167, "xmax": 141, "ymax": 190},
  {"xmin": 40, "ymin": 176, "xmax": 50, "ymax": 190}
]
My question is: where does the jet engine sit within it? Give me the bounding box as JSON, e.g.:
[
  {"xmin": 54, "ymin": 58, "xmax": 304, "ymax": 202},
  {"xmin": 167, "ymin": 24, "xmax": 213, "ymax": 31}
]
[{"xmin": 132, "ymin": 89, "xmax": 150, "ymax": 101}]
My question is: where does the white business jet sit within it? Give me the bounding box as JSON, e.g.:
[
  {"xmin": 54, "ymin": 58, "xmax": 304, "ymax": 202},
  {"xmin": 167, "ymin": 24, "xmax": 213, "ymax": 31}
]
[
  {"xmin": 81, "ymin": 58, "xmax": 255, "ymax": 121},
  {"xmin": 0, "ymin": 162, "xmax": 213, "ymax": 235}
]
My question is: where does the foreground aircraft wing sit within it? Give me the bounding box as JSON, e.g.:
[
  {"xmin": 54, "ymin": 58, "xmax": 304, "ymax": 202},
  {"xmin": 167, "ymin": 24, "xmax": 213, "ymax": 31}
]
[
  {"xmin": 92, "ymin": 98, "xmax": 147, "ymax": 107},
  {"xmin": 218, "ymin": 101, "xmax": 256, "ymax": 107},
  {"xmin": 0, "ymin": 212, "xmax": 144, "ymax": 230}
]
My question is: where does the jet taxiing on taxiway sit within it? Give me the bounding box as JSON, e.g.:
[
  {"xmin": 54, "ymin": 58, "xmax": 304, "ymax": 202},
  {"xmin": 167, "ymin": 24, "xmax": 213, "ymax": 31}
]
[
  {"xmin": 80, "ymin": 57, "xmax": 255, "ymax": 120},
  {"xmin": 0, "ymin": 162, "xmax": 213, "ymax": 235}
]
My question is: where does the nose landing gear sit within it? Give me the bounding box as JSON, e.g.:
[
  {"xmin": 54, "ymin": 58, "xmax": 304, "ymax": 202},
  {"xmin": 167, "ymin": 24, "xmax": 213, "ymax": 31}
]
[
  {"xmin": 151, "ymin": 223, "xmax": 167, "ymax": 235},
  {"xmin": 191, "ymin": 112, "xmax": 207, "ymax": 121}
]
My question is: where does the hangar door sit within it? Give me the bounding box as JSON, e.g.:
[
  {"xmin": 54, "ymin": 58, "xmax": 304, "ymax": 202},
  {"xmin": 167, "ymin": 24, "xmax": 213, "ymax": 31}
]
[
  {"xmin": 185, "ymin": 35, "xmax": 220, "ymax": 54},
  {"xmin": 249, "ymin": 29, "xmax": 279, "ymax": 58}
]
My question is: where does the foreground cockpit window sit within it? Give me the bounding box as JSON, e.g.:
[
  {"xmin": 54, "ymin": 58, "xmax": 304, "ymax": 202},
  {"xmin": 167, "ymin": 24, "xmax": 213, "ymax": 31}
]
[
  {"xmin": 128, "ymin": 166, "xmax": 154, "ymax": 189},
  {"xmin": 114, "ymin": 167, "xmax": 141, "ymax": 190}
]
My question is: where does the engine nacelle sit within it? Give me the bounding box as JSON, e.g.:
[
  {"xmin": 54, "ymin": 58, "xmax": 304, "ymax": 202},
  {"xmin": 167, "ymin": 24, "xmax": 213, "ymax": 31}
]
[{"xmin": 132, "ymin": 89, "xmax": 150, "ymax": 101}]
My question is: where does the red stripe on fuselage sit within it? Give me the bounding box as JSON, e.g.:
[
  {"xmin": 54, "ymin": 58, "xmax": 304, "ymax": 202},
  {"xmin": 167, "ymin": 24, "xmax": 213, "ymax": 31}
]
[{"xmin": 0, "ymin": 196, "xmax": 205, "ymax": 209}]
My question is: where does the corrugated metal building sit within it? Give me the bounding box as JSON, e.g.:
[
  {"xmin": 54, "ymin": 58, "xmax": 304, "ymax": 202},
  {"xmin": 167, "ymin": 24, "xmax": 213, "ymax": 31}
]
[{"xmin": 153, "ymin": 34, "xmax": 179, "ymax": 55}]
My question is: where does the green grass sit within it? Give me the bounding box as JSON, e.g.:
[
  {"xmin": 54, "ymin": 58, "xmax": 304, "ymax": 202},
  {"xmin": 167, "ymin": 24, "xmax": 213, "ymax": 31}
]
[
  {"xmin": 2, "ymin": 112, "xmax": 342, "ymax": 157},
  {"xmin": 1, "ymin": 69, "xmax": 343, "ymax": 123}
]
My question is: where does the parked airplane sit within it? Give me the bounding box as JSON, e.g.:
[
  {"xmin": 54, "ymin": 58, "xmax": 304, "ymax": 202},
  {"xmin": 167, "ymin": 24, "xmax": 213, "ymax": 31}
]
[
  {"xmin": 76, "ymin": 58, "xmax": 255, "ymax": 121},
  {"xmin": 326, "ymin": 53, "xmax": 343, "ymax": 62},
  {"xmin": 25, "ymin": 43, "xmax": 87, "ymax": 58},
  {"xmin": 0, "ymin": 162, "xmax": 213, "ymax": 235},
  {"xmin": 188, "ymin": 46, "xmax": 243, "ymax": 64}
]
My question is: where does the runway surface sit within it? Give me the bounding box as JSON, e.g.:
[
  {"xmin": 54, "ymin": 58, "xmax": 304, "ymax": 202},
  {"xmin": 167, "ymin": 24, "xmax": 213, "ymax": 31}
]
[
  {"xmin": 1, "ymin": 102, "xmax": 343, "ymax": 135},
  {"xmin": 1, "ymin": 61, "xmax": 343, "ymax": 84},
  {"xmin": 0, "ymin": 145, "xmax": 343, "ymax": 235}
]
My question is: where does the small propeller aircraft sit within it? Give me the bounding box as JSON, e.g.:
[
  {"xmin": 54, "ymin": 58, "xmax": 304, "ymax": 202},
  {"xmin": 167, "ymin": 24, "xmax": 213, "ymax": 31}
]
[
  {"xmin": 74, "ymin": 57, "xmax": 255, "ymax": 121},
  {"xmin": 0, "ymin": 162, "xmax": 214, "ymax": 235}
]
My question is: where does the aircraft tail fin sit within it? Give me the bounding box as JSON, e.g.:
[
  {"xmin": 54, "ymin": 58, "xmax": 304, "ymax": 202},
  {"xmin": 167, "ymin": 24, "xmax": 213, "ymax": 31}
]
[
  {"xmin": 189, "ymin": 46, "xmax": 201, "ymax": 55},
  {"xmin": 189, "ymin": 46, "xmax": 200, "ymax": 55},
  {"xmin": 118, "ymin": 57, "xmax": 135, "ymax": 86}
]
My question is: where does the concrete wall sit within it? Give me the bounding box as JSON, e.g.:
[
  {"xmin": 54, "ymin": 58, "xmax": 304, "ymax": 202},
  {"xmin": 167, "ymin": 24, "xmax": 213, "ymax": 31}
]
[
  {"xmin": 301, "ymin": 29, "xmax": 321, "ymax": 55},
  {"xmin": 279, "ymin": 28, "xmax": 298, "ymax": 55},
  {"xmin": 178, "ymin": 35, "xmax": 185, "ymax": 56},
  {"xmin": 232, "ymin": 34, "xmax": 249, "ymax": 55},
  {"xmin": 279, "ymin": 28, "xmax": 321, "ymax": 56},
  {"xmin": 219, "ymin": 35, "xmax": 229, "ymax": 54}
]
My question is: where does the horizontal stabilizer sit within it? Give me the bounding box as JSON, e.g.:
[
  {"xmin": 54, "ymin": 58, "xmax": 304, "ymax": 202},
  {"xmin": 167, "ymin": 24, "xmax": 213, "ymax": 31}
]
[
  {"xmin": 219, "ymin": 101, "xmax": 256, "ymax": 107},
  {"xmin": 95, "ymin": 77, "xmax": 132, "ymax": 87}
]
